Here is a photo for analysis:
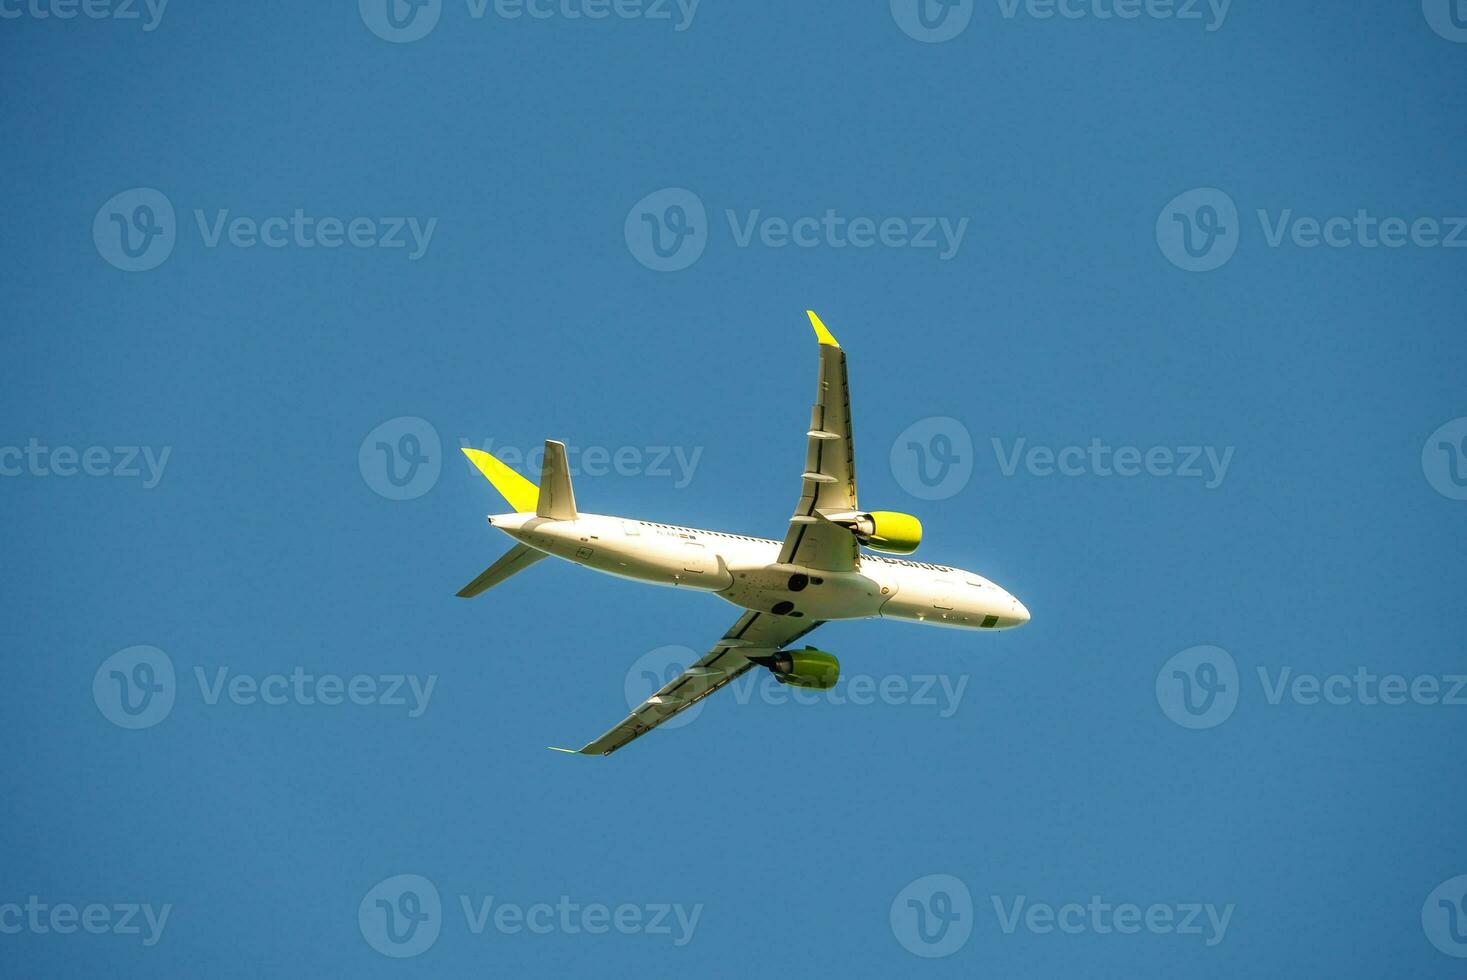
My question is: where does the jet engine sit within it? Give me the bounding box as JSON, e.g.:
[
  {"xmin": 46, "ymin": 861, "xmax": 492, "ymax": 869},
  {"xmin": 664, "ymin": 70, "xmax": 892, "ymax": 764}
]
[
  {"xmin": 749, "ymin": 647, "xmax": 840, "ymax": 690},
  {"xmin": 826, "ymin": 510, "xmax": 923, "ymax": 555}
]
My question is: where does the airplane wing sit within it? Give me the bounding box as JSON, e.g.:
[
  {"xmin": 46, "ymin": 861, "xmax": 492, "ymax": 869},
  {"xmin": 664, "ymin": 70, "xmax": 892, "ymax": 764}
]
[
  {"xmin": 552, "ymin": 611, "xmax": 824, "ymax": 757},
  {"xmin": 776, "ymin": 311, "xmax": 860, "ymax": 572}
]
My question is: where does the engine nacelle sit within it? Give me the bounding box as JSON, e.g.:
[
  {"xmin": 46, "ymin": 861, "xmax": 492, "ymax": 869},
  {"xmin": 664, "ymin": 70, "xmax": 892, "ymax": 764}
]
[
  {"xmin": 751, "ymin": 647, "xmax": 840, "ymax": 690},
  {"xmin": 828, "ymin": 510, "xmax": 923, "ymax": 555}
]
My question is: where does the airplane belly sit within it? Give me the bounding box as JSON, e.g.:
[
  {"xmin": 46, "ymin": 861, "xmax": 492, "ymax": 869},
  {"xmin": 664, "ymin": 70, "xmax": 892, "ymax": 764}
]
[{"xmin": 719, "ymin": 565, "xmax": 885, "ymax": 620}]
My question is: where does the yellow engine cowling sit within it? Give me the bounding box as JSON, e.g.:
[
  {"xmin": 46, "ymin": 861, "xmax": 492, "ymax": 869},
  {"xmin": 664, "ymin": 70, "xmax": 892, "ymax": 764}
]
[
  {"xmin": 854, "ymin": 511, "xmax": 922, "ymax": 554},
  {"xmin": 751, "ymin": 647, "xmax": 840, "ymax": 690}
]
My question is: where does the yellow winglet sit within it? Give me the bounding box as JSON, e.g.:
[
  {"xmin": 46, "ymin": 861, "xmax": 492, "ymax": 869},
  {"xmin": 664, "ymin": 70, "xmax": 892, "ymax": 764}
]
[
  {"xmin": 547, "ymin": 746, "xmax": 583, "ymax": 755},
  {"xmin": 461, "ymin": 448, "xmax": 539, "ymax": 513},
  {"xmin": 806, "ymin": 310, "xmax": 840, "ymax": 349}
]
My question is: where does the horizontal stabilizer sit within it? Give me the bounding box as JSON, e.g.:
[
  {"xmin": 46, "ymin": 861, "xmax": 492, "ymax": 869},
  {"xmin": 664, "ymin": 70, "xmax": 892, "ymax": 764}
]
[{"xmin": 456, "ymin": 543, "xmax": 547, "ymax": 598}]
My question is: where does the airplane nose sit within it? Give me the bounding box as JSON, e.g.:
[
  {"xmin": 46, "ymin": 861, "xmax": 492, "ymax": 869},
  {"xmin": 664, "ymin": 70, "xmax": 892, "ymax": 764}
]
[{"xmin": 1006, "ymin": 596, "xmax": 1030, "ymax": 628}]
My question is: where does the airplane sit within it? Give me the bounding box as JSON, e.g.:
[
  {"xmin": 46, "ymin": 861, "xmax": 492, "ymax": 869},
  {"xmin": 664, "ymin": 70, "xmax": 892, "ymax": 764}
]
[{"xmin": 455, "ymin": 311, "xmax": 1030, "ymax": 756}]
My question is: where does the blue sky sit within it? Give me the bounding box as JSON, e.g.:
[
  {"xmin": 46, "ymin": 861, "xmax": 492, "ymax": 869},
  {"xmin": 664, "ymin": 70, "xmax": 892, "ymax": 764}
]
[{"xmin": 2, "ymin": 1, "xmax": 1465, "ymax": 976}]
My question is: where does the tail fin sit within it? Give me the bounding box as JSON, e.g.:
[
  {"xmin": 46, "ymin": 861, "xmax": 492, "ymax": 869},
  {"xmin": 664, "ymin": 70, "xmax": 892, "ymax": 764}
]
[
  {"xmin": 460, "ymin": 440, "xmax": 577, "ymax": 520},
  {"xmin": 461, "ymin": 447, "xmax": 539, "ymax": 513},
  {"xmin": 456, "ymin": 543, "xmax": 546, "ymax": 598},
  {"xmin": 536, "ymin": 441, "xmax": 577, "ymax": 520}
]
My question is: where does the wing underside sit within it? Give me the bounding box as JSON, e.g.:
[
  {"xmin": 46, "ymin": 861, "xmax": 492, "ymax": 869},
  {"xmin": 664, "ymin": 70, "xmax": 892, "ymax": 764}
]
[
  {"xmin": 554, "ymin": 611, "xmax": 825, "ymax": 756},
  {"xmin": 777, "ymin": 311, "xmax": 859, "ymax": 572}
]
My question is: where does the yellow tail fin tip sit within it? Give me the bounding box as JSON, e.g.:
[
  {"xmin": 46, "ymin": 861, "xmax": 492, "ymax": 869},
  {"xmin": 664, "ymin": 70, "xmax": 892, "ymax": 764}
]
[
  {"xmin": 461, "ymin": 447, "xmax": 540, "ymax": 513},
  {"xmin": 806, "ymin": 310, "xmax": 840, "ymax": 348}
]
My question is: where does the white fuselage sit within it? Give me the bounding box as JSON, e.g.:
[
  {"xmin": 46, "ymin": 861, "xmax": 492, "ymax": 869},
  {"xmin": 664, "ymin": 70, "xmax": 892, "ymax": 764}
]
[{"xmin": 489, "ymin": 512, "xmax": 1030, "ymax": 631}]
